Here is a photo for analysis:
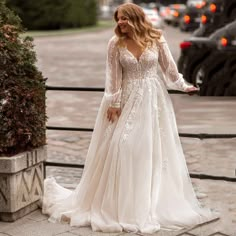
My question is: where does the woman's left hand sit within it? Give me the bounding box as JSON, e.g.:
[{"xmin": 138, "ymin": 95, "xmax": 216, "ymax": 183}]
[{"xmin": 185, "ymin": 86, "xmax": 199, "ymax": 95}]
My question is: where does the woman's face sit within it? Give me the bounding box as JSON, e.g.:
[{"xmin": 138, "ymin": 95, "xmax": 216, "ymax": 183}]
[{"xmin": 117, "ymin": 10, "xmax": 131, "ymax": 34}]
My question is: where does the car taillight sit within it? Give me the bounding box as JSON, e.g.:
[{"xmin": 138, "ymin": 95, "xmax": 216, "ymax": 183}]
[
  {"xmin": 195, "ymin": 1, "xmax": 206, "ymax": 8},
  {"xmin": 184, "ymin": 15, "xmax": 191, "ymax": 24},
  {"xmin": 201, "ymin": 15, "xmax": 207, "ymax": 24},
  {"xmin": 180, "ymin": 41, "xmax": 192, "ymax": 49},
  {"xmin": 173, "ymin": 10, "xmax": 179, "ymax": 17},
  {"xmin": 221, "ymin": 37, "xmax": 228, "ymax": 47},
  {"xmin": 150, "ymin": 17, "xmax": 158, "ymax": 21},
  {"xmin": 201, "ymin": 1, "xmax": 206, "ymax": 7},
  {"xmin": 210, "ymin": 3, "xmax": 217, "ymax": 13},
  {"xmin": 196, "ymin": 3, "xmax": 202, "ymax": 8},
  {"xmin": 173, "ymin": 4, "xmax": 180, "ymax": 9},
  {"xmin": 166, "ymin": 7, "xmax": 170, "ymax": 15}
]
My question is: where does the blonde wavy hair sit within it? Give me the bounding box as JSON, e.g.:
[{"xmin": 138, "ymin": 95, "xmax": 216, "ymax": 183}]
[{"xmin": 114, "ymin": 3, "xmax": 162, "ymax": 49}]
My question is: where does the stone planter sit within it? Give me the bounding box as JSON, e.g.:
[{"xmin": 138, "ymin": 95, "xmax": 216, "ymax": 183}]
[{"xmin": 0, "ymin": 146, "xmax": 47, "ymax": 222}]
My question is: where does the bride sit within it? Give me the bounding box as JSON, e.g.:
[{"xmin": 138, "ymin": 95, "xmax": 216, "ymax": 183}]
[{"xmin": 43, "ymin": 3, "xmax": 217, "ymax": 233}]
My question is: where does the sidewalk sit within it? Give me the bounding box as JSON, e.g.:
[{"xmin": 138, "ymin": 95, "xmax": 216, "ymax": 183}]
[
  {"xmin": 0, "ymin": 96, "xmax": 236, "ymax": 236},
  {"xmin": 1, "ymin": 27, "xmax": 235, "ymax": 236},
  {"xmin": 0, "ymin": 190, "xmax": 234, "ymax": 236}
]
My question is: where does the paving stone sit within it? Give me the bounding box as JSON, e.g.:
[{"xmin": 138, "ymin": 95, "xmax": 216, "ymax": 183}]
[
  {"xmin": 0, "ymin": 217, "xmax": 33, "ymax": 233},
  {"xmin": 25, "ymin": 209, "xmax": 48, "ymax": 222},
  {"xmin": 3, "ymin": 220, "xmax": 71, "ymax": 236},
  {"xmin": 69, "ymin": 226, "xmax": 93, "ymax": 236},
  {"xmin": 191, "ymin": 179, "xmax": 236, "ymax": 236},
  {"xmin": 122, "ymin": 231, "xmax": 175, "ymax": 236},
  {"xmin": 180, "ymin": 138, "xmax": 236, "ymax": 178},
  {"xmin": 55, "ymin": 232, "xmax": 78, "ymax": 236},
  {"xmin": 89, "ymin": 232, "xmax": 125, "ymax": 236}
]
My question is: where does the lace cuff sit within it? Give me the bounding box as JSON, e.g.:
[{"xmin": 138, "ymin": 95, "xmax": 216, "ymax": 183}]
[{"xmin": 169, "ymin": 73, "xmax": 193, "ymax": 91}]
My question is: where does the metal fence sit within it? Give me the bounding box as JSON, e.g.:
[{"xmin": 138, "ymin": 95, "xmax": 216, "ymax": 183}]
[{"xmin": 44, "ymin": 85, "xmax": 236, "ymax": 182}]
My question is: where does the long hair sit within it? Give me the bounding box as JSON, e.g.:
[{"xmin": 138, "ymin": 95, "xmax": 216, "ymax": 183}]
[{"xmin": 114, "ymin": 3, "xmax": 162, "ymax": 49}]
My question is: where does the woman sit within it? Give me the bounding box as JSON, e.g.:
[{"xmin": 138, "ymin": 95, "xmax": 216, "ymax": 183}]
[{"xmin": 43, "ymin": 3, "xmax": 217, "ymax": 233}]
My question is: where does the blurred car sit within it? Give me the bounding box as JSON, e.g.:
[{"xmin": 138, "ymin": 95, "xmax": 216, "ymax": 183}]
[
  {"xmin": 163, "ymin": 4, "xmax": 186, "ymax": 25},
  {"xmin": 193, "ymin": 0, "xmax": 236, "ymax": 37},
  {"xmin": 177, "ymin": 21, "xmax": 236, "ymax": 95},
  {"xmin": 170, "ymin": 4, "xmax": 187, "ymax": 26},
  {"xmin": 186, "ymin": 0, "xmax": 206, "ymax": 8},
  {"xmin": 143, "ymin": 8, "xmax": 164, "ymax": 29},
  {"xmin": 159, "ymin": 6, "xmax": 168, "ymax": 19},
  {"xmin": 179, "ymin": 6, "xmax": 201, "ymax": 31},
  {"xmin": 179, "ymin": 0, "xmax": 205, "ymax": 31},
  {"xmin": 195, "ymin": 24, "xmax": 236, "ymax": 96},
  {"xmin": 145, "ymin": 2, "xmax": 162, "ymax": 11}
]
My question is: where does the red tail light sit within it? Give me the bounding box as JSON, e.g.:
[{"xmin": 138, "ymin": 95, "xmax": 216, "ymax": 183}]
[
  {"xmin": 201, "ymin": 15, "xmax": 207, "ymax": 24},
  {"xmin": 173, "ymin": 4, "xmax": 181, "ymax": 9},
  {"xmin": 221, "ymin": 37, "xmax": 228, "ymax": 47},
  {"xmin": 180, "ymin": 41, "xmax": 192, "ymax": 49},
  {"xmin": 201, "ymin": 1, "xmax": 206, "ymax": 7},
  {"xmin": 195, "ymin": 1, "xmax": 206, "ymax": 9},
  {"xmin": 150, "ymin": 18, "xmax": 158, "ymax": 21},
  {"xmin": 184, "ymin": 15, "xmax": 191, "ymax": 24},
  {"xmin": 166, "ymin": 7, "xmax": 170, "ymax": 15},
  {"xmin": 210, "ymin": 3, "xmax": 217, "ymax": 12},
  {"xmin": 196, "ymin": 3, "xmax": 202, "ymax": 8},
  {"xmin": 173, "ymin": 11, "xmax": 179, "ymax": 17}
]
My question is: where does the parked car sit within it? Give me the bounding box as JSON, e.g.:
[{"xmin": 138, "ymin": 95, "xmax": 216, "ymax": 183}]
[
  {"xmin": 159, "ymin": 6, "xmax": 168, "ymax": 19},
  {"xmin": 179, "ymin": 0, "xmax": 205, "ymax": 31},
  {"xmin": 196, "ymin": 25, "xmax": 236, "ymax": 95},
  {"xmin": 193, "ymin": 0, "xmax": 236, "ymax": 37},
  {"xmin": 170, "ymin": 4, "xmax": 186, "ymax": 26},
  {"xmin": 143, "ymin": 8, "xmax": 164, "ymax": 29},
  {"xmin": 179, "ymin": 6, "xmax": 201, "ymax": 31},
  {"xmin": 163, "ymin": 4, "xmax": 186, "ymax": 25},
  {"xmin": 178, "ymin": 21, "xmax": 236, "ymax": 95},
  {"xmin": 186, "ymin": 0, "xmax": 206, "ymax": 8}
]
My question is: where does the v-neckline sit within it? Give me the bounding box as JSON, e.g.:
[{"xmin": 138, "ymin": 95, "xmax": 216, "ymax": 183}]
[{"xmin": 125, "ymin": 46, "xmax": 146, "ymax": 63}]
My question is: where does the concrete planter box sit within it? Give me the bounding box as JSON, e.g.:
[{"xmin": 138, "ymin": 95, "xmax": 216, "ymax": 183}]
[{"xmin": 0, "ymin": 146, "xmax": 47, "ymax": 222}]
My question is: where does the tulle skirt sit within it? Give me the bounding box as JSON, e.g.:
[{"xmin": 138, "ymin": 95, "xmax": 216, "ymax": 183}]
[{"xmin": 43, "ymin": 78, "xmax": 217, "ymax": 233}]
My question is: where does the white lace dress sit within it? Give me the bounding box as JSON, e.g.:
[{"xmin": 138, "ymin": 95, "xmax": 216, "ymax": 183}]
[{"xmin": 42, "ymin": 36, "xmax": 216, "ymax": 233}]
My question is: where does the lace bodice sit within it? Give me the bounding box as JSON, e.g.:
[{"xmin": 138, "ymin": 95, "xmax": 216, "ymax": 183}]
[{"xmin": 105, "ymin": 35, "xmax": 192, "ymax": 107}]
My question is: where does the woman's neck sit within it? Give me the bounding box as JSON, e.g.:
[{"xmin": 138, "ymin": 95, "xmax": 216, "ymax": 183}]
[{"xmin": 126, "ymin": 32, "xmax": 134, "ymax": 40}]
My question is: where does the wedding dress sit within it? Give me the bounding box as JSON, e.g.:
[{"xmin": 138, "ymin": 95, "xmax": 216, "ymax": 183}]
[{"xmin": 42, "ymin": 35, "xmax": 216, "ymax": 233}]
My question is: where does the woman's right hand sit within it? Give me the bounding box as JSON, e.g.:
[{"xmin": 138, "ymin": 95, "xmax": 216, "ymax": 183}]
[
  {"xmin": 107, "ymin": 107, "xmax": 121, "ymax": 123},
  {"xmin": 185, "ymin": 86, "xmax": 199, "ymax": 96}
]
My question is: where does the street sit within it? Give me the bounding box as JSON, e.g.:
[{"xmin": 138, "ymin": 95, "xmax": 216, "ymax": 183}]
[{"xmin": 3, "ymin": 24, "xmax": 234, "ymax": 235}]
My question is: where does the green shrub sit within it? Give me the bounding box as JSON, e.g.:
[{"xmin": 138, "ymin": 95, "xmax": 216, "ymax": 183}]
[
  {"xmin": 6, "ymin": 0, "xmax": 69, "ymax": 30},
  {"xmin": 6, "ymin": 0, "xmax": 98, "ymax": 30},
  {"xmin": 0, "ymin": 0, "xmax": 46, "ymax": 156},
  {"xmin": 63, "ymin": 0, "xmax": 98, "ymax": 28}
]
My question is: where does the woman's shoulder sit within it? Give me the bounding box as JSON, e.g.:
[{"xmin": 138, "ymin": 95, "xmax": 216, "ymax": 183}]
[
  {"xmin": 107, "ymin": 35, "xmax": 125, "ymax": 51},
  {"xmin": 108, "ymin": 35, "xmax": 119, "ymax": 46}
]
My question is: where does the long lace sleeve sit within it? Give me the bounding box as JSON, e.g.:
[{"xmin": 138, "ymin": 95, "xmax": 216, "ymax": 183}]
[
  {"xmin": 104, "ymin": 36, "xmax": 122, "ymax": 108},
  {"xmin": 158, "ymin": 36, "xmax": 192, "ymax": 92}
]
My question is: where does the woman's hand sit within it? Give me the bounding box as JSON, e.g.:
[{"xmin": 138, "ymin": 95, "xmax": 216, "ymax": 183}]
[
  {"xmin": 185, "ymin": 86, "xmax": 199, "ymax": 96},
  {"xmin": 107, "ymin": 107, "xmax": 121, "ymax": 123}
]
